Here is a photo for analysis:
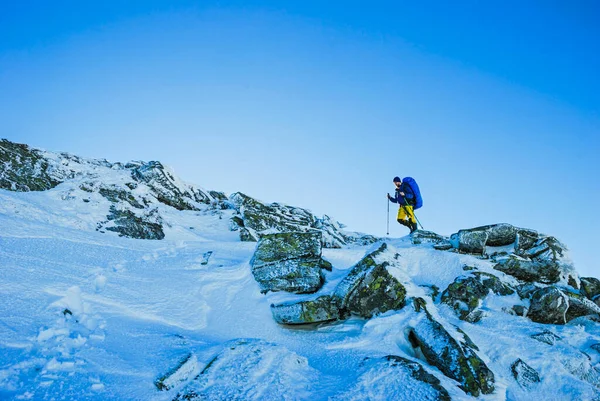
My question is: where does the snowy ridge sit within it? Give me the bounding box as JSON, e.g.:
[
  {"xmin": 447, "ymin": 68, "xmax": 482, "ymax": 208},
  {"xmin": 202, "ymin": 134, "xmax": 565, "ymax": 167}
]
[{"xmin": 1, "ymin": 140, "xmax": 600, "ymax": 400}]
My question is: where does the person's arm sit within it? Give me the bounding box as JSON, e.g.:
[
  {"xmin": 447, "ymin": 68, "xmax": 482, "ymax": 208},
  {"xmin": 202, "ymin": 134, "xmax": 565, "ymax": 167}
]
[{"xmin": 387, "ymin": 193, "xmax": 398, "ymax": 203}]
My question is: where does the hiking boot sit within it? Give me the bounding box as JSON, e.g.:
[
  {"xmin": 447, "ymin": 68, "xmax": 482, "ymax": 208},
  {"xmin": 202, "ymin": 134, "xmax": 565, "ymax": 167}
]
[
  {"xmin": 397, "ymin": 219, "xmax": 408, "ymax": 227},
  {"xmin": 409, "ymin": 221, "xmax": 418, "ymax": 233}
]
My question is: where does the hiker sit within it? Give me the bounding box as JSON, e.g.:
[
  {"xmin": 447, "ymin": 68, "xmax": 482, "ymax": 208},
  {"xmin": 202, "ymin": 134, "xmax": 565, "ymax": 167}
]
[{"xmin": 387, "ymin": 176, "xmax": 418, "ymax": 233}]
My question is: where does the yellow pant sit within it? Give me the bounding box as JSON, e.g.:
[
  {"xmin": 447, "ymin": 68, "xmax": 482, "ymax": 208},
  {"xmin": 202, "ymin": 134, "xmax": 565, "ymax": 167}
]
[{"xmin": 397, "ymin": 205, "xmax": 416, "ymax": 224}]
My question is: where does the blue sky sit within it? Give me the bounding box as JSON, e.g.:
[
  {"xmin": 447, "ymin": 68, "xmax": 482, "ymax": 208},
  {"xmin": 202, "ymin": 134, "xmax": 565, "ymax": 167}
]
[{"xmin": 1, "ymin": 1, "xmax": 599, "ymax": 276}]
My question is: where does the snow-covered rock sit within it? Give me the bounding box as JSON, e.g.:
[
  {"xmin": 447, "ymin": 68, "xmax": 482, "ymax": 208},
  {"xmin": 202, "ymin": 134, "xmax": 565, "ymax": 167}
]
[
  {"xmin": 330, "ymin": 355, "xmax": 451, "ymax": 401},
  {"xmin": 250, "ymin": 231, "xmax": 331, "ymax": 294},
  {"xmin": 406, "ymin": 298, "xmax": 495, "ymax": 397},
  {"xmin": 173, "ymin": 339, "xmax": 319, "ymax": 401}
]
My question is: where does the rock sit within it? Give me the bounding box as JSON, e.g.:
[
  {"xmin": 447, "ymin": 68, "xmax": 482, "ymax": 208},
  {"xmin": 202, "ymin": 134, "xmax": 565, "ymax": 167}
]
[
  {"xmin": 331, "ymin": 355, "xmax": 451, "ymax": 401},
  {"xmin": 131, "ymin": 161, "xmax": 209, "ymax": 211},
  {"xmin": 531, "ymin": 330, "xmax": 562, "ymax": 345},
  {"xmin": 250, "ymin": 231, "xmax": 330, "ymax": 294},
  {"xmin": 103, "ymin": 206, "xmax": 165, "ymax": 240},
  {"xmin": 451, "ymin": 229, "xmax": 488, "ymax": 255},
  {"xmin": 485, "ymin": 223, "xmax": 518, "ymax": 247},
  {"xmin": 516, "ymin": 283, "xmax": 542, "ymax": 299},
  {"xmin": 333, "ymin": 243, "xmax": 406, "ymax": 319},
  {"xmin": 581, "ymin": 277, "xmax": 600, "ymax": 300},
  {"xmin": 494, "ymin": 255, "xmax": 561, "ymax": 284},
  {"xmin": 515, "ymin": 228, "xmax": 539, "ymax": 253},
  {"xmin": 270, "ymin": 295, "xmax": 341, "ymax": 325},
  {"xmin": 407, "ymin": 298, "xmax": 495, "ymax": 397},
  {"xmin": 511, "ymin": 359, "xmax": 541, "ymax": 389},
  {"xmin": 174, "ymin": 339, "xmax": 318, "ymax": 401},
  {"xmin": 98, "ymin": 185, "xmax": 146, "ymax": 209},
  {"xmin": 527, "ymin": 287, "xmax": 569, "ymax": 324},
  {"xmin": 441, "ymin": 272, "xmax": 514, "ymax": 321},
  {"xmin": 229, "ymin": 192, "xmax": 378, "ymax": 248},
  {"xmin": 155, "ymin": 353, "xmax": 199, "ymax": 391},
  {"xmin": 0, "ymin": 139, "xmax": 62, "ymax": 191},
  {"xmin": 410, "ymin": 230, "xmax": 449, "ymax": 246},
  {"xmin": 511, "ymin": 305, "xmax": 528, "ymax": 316},
  {"xmin": 564, "ymin": 291, "xmax": 600, "ymax": 322}
]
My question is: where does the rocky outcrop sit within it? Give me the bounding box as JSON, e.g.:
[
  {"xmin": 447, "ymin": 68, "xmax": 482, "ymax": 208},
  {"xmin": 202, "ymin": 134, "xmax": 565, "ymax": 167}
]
[
  {"xmin": 270, "ymin": 243, "xmax": 407, "ymax": 324},
  {"xmin": 581, "ymin": 277, "xmax": 600, "ymax": 301},
  {"xmin": 494, "ymin": 255, "xmax": 562, "ymax": 284},
  {"xmin": 331, "ymin": 355, "xmax": 451, "ymax": 401},
  {"xmin": 101, "ymin": 205, "xmax": 165, "ymax": 240},
  {"xmin": 0, "ymin": 139, "xmax": 62, "ymax": 191},
  {"xmin": 407, "ymin": 298, "xmax": 495, "ymax": 397},
  {"xmin": 229, "ymin": 192, "xmax": 378, "ymax": 248},
  {"xmin": 174, "ymin": 339, "xmax": 318, "ymax": 401},
  {"xmin": 449, "ymin": 223, "xmax": 521, "ymax": 254},
  {"xmin": 441, "ymin": 272, "xmax": 514, "ymax": 322},
  {"xmin": 250, "ymin": 231, "xmax": 332, "ymax": 294}
]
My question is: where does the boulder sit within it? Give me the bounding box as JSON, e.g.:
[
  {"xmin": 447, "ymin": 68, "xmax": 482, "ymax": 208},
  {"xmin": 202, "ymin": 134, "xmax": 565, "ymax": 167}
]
[
  {"xmin": 527, "ymin": 287, "xmax": 569, "ymax": 324},
  {"xmin": 494, "ymin": 255, "xmax": 561, "ymax": 284},
  {"xmin": 174, "ymin": 339, "xmax": 318, "ymax": 401},
  {"xmin": 511, "ymin": 359, "xmax": 541, "ymax": 389},
  {"xmin": 451, "ymin": 229, "xmax": 488, "ymax": 255},
  {"xmin": 564, "ymin": 291, "xmax": 600, "ymax": 322},
  {"xmin": 441, "ymin": 272, "xmax": 514, "ymax": 321},
  {"xmin": 410, "ymin": 230, "xmax": 450, "ymax": 246},
  {"xmin": 332, "ymin": 243, "xmax": 406, "ymax": 319},
  {"xmin": 250, "ymin": 231, "xmax": 331, "ymax": 294},
  {"xmin": 581, "ymin": 277, "xmax": 600, "ymax": 300},
  {"xmin": 515, "ymin": 228, "xmax": 539, "ymax": 254},
  {"xmin": 331, "ymin": 355, "xmax": 451, "ymax": 401},
  {"xmin": 407, "ymin": 298, "xmax": 495, "ymax": 397},
  {"xmin": 270, "ymin": 295, "xmax": 340, "ymax": 325},
  {"xmin": 270, "ymin": 243, "xmax": 407, "ymax": 324}
]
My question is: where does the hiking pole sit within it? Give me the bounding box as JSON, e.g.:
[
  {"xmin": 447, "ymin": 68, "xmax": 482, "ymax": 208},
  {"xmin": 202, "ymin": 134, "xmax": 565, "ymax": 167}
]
[
  {"xmin": 386, "ymin": 195, "xmax": 390, "ymax": 235},
  {"xmin": 401, "ymin": 196, "xmax": 425, "ymax": 230}
]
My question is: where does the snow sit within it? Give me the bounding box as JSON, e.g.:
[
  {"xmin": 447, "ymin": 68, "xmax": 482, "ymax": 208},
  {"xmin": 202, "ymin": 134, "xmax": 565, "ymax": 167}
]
[{"xmin": 1, "ymin": 179, "xmax": 600, "ymax": 400}]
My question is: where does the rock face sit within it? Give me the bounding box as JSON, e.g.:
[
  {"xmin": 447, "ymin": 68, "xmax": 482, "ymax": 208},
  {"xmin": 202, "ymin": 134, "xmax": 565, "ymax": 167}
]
[
  {"xmin": 0, "ymin": 139, "xmax": 62, "ymax": 191},
  {"xmin": 581, "ymin": 277, "xmax": 600, "ymax": 301},
  {"xmin": 270, "ymin": 243, "xmax": 407, "ymax": 324},
  {"xmin": 407, "ymin": 299, "xmax": 495, "ymax": 397},
  {"xmin": 104, "ymin": 205, "xmax": 165, "ymax": 240},
  {"xmin": 174, "ymin": 339, "xmax": 318, "ymax": 401},
  {"xmin": 331, "ymin": 356, "xmax": 451, "ymax": 401},
  {"xmin": 441, "ymin": 272, "xmax": 514, "ymax": 321},
  {"xmin": 229, "ymin": 192, "xmax": 378, "ymax": 248},
  {"xmin": 494, "ymin": 255, "xmax": 561, "ymax": 284},
  {"xmin": 250, "ymin": 231, "xmax": 332, "ymax": 294}
]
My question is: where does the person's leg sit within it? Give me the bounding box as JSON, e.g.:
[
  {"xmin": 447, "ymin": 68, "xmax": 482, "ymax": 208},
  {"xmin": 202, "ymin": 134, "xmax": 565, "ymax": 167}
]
[
  {"xmin": 397, "ymin": 207, "xmax": 408, "ymax": 226},
  {"xmin": 405, "ymin": 206, "xmax": 418, "ymax": 232}
]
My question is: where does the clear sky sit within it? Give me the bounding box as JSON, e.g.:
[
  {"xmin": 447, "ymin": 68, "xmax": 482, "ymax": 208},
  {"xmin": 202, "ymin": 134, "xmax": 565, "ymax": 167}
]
[{"xmin": 1, "ymin": 1, "xmax": 599, "ymax": 277}]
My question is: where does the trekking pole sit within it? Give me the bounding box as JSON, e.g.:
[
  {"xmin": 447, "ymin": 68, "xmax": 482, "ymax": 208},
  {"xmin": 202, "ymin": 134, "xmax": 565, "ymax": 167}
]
[
  {"xmin": 401, "ymin": 196, "xmax": 425, "ymax": 230},
  {"xmin": 386, "ymin": 195, "xmax": 390, "ymax": 235}
]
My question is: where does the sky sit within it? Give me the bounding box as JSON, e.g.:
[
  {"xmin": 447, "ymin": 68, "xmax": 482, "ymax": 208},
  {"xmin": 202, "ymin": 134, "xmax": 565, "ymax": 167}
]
[{"xmin": 0, "ymin": 1, "xmax": 599, "ymax": 276}]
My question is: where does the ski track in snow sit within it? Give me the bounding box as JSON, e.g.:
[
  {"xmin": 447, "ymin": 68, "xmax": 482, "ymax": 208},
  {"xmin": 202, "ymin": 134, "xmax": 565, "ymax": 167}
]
[{"xmin": 1, "ymin": 187, "xmax": 600, "ymax": 400}]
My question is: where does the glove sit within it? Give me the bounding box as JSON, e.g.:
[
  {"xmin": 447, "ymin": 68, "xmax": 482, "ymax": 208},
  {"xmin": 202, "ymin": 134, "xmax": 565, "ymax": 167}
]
[{"xmin": 387, "ymin": 193, "xmax": 391, "ymax": 200}]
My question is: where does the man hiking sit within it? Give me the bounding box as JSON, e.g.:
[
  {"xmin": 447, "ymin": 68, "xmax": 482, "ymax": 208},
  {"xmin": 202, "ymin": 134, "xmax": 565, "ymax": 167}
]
[{"xmin": 387, "ymin": 176, "xmax": 418, "ymax": 233}]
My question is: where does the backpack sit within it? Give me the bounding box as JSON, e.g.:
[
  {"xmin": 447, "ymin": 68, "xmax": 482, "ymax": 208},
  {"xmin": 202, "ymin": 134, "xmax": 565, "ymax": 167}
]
[{"xmin": 403, "ymin": 177, "xmax": 423, "ymax": 210}]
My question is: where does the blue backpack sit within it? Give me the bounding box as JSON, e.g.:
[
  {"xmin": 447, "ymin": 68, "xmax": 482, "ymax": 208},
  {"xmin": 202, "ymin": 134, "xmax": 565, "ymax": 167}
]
[{"xmin": 403, "ymin": 177, "xmax": 423, "ymax": 210}]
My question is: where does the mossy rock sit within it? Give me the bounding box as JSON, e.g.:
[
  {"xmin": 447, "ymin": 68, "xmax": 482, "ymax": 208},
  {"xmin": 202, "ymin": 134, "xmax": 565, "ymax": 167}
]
[
  {"xmin": 441, "ymin": 272, "xmax": 514, "ymax": 320},
  {"xmin": 407, "ymin": 298, "xmax": 495, "ymax": 397},
  {"xmin": 527, "ymin": 287, "xmax": 569, "ymax": 324},
  {"xmin": 270, "ymin": 295, "xmax": 341, "ymax": 324},
  {"xmin": 250, "ymin": 231, "xmax": 329, "ymax": 294},
  {"xmin": 343, "ymin": 262, "xmax": 406, "ymax": 319},
  {"xmin": 494, "ymin": 255, "xmax": 561, "ymax": 284},
  {"xmin": 581, "ymin": 277, "xmax": 600, "ymax": 300}
]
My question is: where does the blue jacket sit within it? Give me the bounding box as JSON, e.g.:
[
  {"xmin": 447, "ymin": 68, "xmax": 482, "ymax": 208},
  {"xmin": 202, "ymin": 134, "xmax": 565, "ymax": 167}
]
[{"xmin": 389, "ymin": 181, "xmax": 415, "ymax": 206}]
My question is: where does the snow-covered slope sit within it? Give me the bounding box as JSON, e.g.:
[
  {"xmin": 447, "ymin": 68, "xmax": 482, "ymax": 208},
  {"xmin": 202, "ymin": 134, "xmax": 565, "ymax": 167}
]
[{"xmin": 1, "ymin": 140, "xmax": 600, "ymax": 400}]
